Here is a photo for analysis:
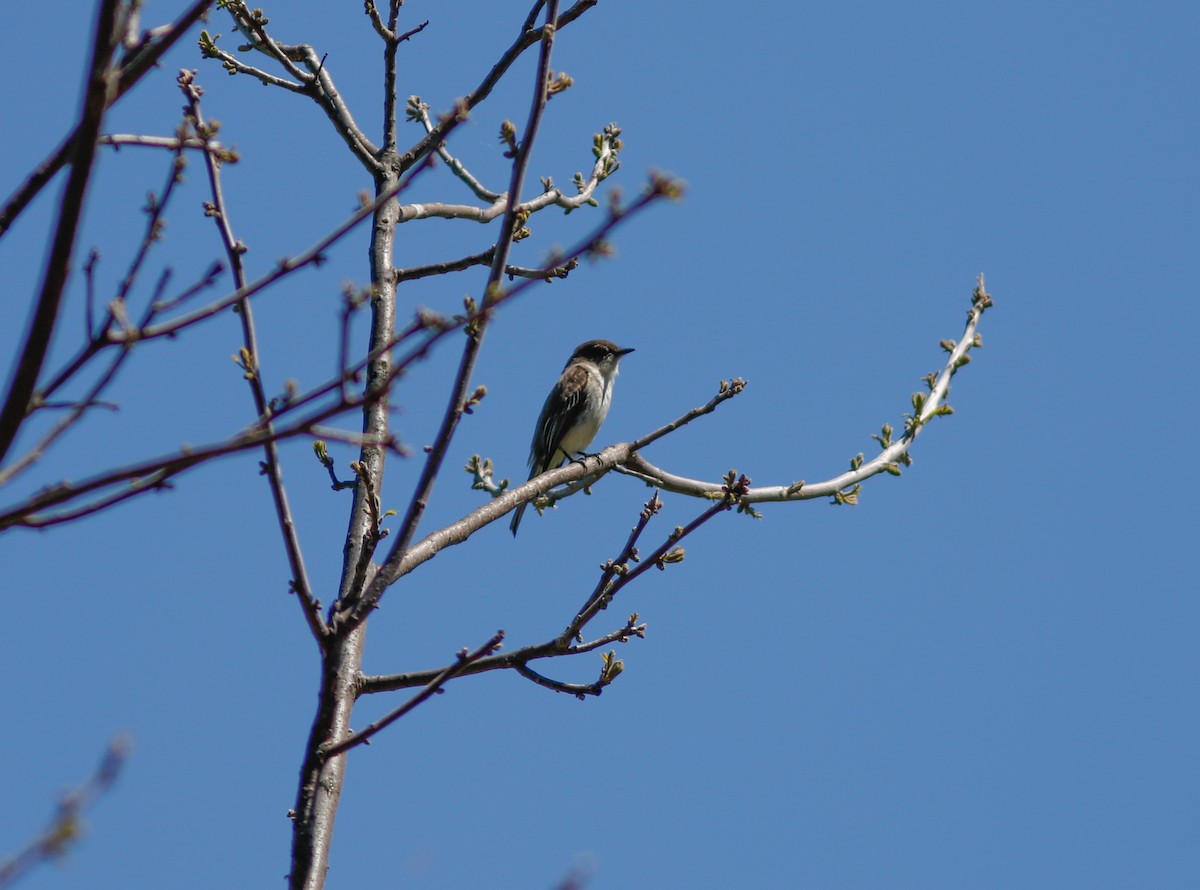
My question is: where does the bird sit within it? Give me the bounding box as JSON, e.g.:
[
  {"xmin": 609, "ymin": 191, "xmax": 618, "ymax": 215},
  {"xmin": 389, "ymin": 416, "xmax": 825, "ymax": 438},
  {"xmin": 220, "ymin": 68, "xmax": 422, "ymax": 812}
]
[{"xmin": 510, "ymin": 339, "xmax": 634, "ymax": 536}]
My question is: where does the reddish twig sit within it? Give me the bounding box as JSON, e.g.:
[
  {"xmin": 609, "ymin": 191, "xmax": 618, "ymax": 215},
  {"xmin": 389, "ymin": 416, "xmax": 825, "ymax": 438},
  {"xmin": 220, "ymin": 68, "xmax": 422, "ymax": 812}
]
[{"xmin": 319, "ymin": 632, "xmax": 504, "ymax": 759}]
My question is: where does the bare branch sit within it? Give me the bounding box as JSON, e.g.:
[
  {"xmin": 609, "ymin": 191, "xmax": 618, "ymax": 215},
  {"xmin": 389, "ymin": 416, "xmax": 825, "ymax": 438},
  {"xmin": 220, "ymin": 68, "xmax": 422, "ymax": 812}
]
[
  {"xmin": 221, "ymin": 3, "xmax": 311, "ymax": 83},
  {"xmin": 571, "ymin": 477, "xmax": 743, "ymax": 632},
  {"xmin": 24, "ymin": 262, "xmax": 222, "ymax": 426},
  {"xmin": 395, "ymin": 21, "xmax": 429, "ymax": 44},
  {"xmin": 373, "ymin": 2, "xmax": 427, "ymax": 150},
  {"xmin": 363, "ymin": 1, "xmax": 390, "ymax": 41},
  {"xmin": 0, "ymin": 144, "xmax": 189, "ymax": 488},
  {"xmin": 514, "ymin": 663, "xmax": 610, "ymax": 698},
  {"xmin": 570, "ymin": 490, "xmax": 664, "ymax": 620},
  {"xmin": 357, "ymin": 486, "xmax": 739, "ymax": 700},
  {"xmin": 201, "ymin": 39, "xmax": 307, "ymax": 91},
  {"xmin": 0, "ymin": 326, "xmax": 425, "ymax": 529},
  {"xmin": 360, "ymin": 611, "xmax": 644, "ymax": 695}
]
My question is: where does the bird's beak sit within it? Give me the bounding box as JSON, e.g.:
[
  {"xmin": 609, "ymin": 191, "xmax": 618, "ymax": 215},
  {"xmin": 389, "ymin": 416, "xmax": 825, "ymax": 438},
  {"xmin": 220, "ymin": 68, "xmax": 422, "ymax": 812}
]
[{"xmin": 617, "ymin": 347, "xmax": 635, "ymax": 356}]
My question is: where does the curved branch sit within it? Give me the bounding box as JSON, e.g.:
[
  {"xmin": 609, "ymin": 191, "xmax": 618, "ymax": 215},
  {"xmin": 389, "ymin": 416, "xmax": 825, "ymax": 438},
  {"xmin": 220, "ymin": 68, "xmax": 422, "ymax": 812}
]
[
  {"xmin": 360, "ymin": 612, "xmax": 645, "ymax": 695},
  {"xmin": 407, "ymin": 99, "xmax": 502, "ymax": 202},
  {"xmin": 618, "ymin": 277, "xmax": 994, "ymax": 504},
  {"xmin": 209, "ymin": 2, "xmax": 381, "ymax": 172}
]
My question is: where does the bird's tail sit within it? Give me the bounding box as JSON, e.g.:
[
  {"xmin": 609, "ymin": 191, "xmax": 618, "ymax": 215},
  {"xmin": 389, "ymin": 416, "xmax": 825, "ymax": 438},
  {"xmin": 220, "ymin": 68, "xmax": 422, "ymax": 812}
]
[
  {"xmin": 511, "ymin": 463, "xmax": 544, "ymax": 536},
  {"xmin": 509, "ymin": 501, "xmax": 527, "ymax": 536}
]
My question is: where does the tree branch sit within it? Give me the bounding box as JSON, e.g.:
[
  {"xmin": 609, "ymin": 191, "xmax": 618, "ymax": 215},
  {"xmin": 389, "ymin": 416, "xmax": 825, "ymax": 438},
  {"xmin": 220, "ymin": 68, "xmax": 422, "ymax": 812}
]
[
  {"xmin": 99, "ymin": 133, "xmax": 238, "ymax": 160},
  {"xmin": 0, "ymin": 144, "xmax": 190, "ymax": 489},
  {"xmin": 406, "ymin": 98, "xmax": 501, "ymax": 202}
]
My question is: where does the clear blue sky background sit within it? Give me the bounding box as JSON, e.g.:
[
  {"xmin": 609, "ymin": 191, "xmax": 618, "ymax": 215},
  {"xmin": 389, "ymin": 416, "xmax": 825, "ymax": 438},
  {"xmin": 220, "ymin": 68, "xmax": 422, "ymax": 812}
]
[{"xmin": 2, "ymin": 2, "xmax": 1197, "ymax": 888}]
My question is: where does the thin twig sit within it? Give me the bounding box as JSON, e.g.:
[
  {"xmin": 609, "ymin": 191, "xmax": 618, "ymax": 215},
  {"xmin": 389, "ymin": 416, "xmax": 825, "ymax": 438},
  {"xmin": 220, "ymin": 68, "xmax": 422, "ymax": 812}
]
[
  {"xmin": 394, "ymin": 247, "xmax": 577, "ymax": 282},
  {"xmin": 115, "ymin": 132, "xmax": 187, "ymax": 303},
  {"xmin": 513, "ymin": 663, "xmax": 607, "ymax": 697},
  {"xmin": 361, "ymin": 609, "xmax": 648, "ymax": 696},
  {"xmin": 28, "ymin": 262, "xmax": 222, "ymax": 413},
  {"xmin": 391, "ymin": 120, "xmax": 621, "ymax": 223},
  {"xmin": 408, "ymin": 99, "xmax": 501, "ymax": 202},
  {"xmin": 182, "ymin": 70, "xmax": 327, "ymax": 644},
  {"xmin": 570, "ymin": 491, "xmax": 662, "ymax": 622}
]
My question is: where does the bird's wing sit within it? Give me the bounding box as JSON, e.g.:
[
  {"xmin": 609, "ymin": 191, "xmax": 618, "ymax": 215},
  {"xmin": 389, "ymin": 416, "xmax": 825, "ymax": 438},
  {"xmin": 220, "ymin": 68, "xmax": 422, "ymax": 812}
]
[{"xmin": 530, "ymin": 363, "xmax": 590, "ymax": 472}]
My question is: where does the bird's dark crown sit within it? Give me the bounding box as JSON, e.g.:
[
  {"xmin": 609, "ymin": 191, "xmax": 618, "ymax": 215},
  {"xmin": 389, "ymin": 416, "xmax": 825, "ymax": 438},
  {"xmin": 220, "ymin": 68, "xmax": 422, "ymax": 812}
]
[{"xmin": 569, "ymin": 339, "xmax": 635, "ymax": 364}]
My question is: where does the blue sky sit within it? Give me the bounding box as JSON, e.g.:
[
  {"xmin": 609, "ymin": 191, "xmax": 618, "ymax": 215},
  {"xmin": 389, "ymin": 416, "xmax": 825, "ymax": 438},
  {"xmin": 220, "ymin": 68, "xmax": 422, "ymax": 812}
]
[{"xmin": 2, "ymin": 2, "xmax": 1197, "ymax": 888}]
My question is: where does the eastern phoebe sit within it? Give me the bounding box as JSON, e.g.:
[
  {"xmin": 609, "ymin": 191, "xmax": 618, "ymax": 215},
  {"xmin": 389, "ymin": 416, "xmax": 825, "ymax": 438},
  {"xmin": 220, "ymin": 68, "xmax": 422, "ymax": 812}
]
[{"xmin": 510, "ymin": 339, "xmax": 634, "ymax": 536}]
